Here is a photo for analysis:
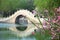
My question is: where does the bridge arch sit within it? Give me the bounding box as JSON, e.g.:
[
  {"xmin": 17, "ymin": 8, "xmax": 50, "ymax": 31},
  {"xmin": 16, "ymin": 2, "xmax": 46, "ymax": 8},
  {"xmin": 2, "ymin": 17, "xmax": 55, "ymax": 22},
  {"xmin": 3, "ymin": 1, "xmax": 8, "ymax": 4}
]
[
  {"xmin": 8, "ymin": 10, "xmax": 39, "ymax": 37},
  {"xmin": 0, "ymin": 10, "xmax": 42, "ymax": 37},
  {"xmin": 15, "ymin": 15, "xmax": 28, "ymax": 31}
]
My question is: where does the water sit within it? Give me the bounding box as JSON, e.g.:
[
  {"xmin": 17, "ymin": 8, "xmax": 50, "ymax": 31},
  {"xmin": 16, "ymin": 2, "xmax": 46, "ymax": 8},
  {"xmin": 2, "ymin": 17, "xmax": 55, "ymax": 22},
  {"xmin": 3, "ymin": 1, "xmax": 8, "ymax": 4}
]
[
  {"xmin": 0, "ymin": 23, "xmax": 19, "ymax": 28},
  {"xmin": 0, "ymin": 23, "xmax": 31, "ymax": 28},
  {"xmin": 0, "ymin": 23, "xmax": 36, "ymax": 40},
  {"xmin": 0, "ymin": 31, "xmax": 36, "ymax": 40}
]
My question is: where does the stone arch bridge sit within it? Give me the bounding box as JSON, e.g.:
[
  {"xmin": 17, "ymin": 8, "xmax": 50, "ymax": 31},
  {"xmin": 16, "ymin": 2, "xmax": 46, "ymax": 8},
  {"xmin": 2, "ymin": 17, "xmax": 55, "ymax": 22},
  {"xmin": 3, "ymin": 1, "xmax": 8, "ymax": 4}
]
[{"xmin": 0, "ymin": 10, "xmax": 43, "ymax": 37}]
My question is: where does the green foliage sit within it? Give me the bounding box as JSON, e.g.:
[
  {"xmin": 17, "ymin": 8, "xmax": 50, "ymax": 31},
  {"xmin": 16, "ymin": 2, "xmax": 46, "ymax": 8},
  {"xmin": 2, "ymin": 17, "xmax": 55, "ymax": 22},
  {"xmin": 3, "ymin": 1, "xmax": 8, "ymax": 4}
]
[
  {"xmin": 34, "ymin": 0, "xmax": 49, "ymax": 11},
  {"xmin": 35, "ymin": 30, "xmax": 51, "ymax": 40},
  {"xmin": 34, "ymin": 0, "xmax": 60, "ymax": 11},
  {"xmin": 34, "ymin": 0, "xmax": 60, "ymax": 18},
  {"xmin": 0, "ymin": 0, "xmax": 34, "ymax": 12},
  {"xmin": 0, "ymin": 0, "xmax": 34, "ymax": 17}
]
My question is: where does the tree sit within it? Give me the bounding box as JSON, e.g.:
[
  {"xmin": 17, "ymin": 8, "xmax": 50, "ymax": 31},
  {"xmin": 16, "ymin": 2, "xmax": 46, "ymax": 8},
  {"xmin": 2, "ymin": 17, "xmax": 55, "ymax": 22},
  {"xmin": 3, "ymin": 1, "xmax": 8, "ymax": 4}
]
[
  {"xmin": 0, "ymin": 0, "xmax": 35, "ymax": 17},
  {"xmin": 34, "ymin": 0, "xmax": 60, "ymax": 40}
]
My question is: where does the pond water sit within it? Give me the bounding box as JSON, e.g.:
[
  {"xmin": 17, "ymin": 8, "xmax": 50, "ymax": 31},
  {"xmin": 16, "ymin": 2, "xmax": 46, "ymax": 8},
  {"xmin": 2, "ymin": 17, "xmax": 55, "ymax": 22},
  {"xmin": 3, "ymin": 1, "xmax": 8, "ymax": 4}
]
[
  {"xmin": 0, "ymin": 23, "xmax": 32, "ymax": 28},
  {"xmin": 0, "ymin": 23, "xmax": 51, "ymax": 40},
  {"xmin": 0, "ymin": 23, "xmax": 36, "ymax": 40},
  {"xmin": 0, "ymin": 31, "xmax": 36, "ymax": 40}
]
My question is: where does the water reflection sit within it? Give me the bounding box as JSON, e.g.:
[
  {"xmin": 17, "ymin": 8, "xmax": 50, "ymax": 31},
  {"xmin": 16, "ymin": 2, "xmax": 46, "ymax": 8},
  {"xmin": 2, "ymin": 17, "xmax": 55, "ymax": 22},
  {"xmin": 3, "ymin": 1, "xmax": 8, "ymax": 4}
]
[
  {"xmin": 0, "ymin": 23, "xmax": 36, "ymax": 40},
  {"xmin": 0, "ymin": 31, "xmax": 36, "ymax": 40},
  {"xmin": 0, "ymin": 23, "xmax": 29, "ymax": 28},
  {"xmin": 21, "ymin": 37, "xmax": 36, "ymax": 40},
  {"xmin": 0, "ymin": 23, "xmax": 19, "ymax": 28}
]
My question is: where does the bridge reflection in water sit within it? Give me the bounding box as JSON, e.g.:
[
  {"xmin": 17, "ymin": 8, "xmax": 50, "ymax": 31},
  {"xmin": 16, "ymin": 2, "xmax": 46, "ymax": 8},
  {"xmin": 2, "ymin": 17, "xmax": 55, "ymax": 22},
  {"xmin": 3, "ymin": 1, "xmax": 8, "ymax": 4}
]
[
  {"xmin": 0, "ymin": 10, "xmax": 40, "ymax": 40},
  {"xmin": 0, "ymin": 31, "xmax": 36, "ymax": 40},
  {"xmin": 0, "ymin": 23, "xmax": 36, "ymax": 40}
]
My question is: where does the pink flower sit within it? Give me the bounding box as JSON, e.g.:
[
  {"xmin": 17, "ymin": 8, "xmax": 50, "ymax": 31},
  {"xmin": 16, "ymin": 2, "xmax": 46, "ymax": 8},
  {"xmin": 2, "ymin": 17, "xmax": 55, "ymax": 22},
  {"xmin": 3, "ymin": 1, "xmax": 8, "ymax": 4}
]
[
  {"xmin": 32, "ymin": 32, "xmax": 35, "ymax": 35},
  {"xmin": 42, "ymin": 20, "xmax": 51, "ymax": 30},
  {"xmin": 52, "ymin": 20, "xmax": 56, "ymax": 23},
  {"xmin": 57, "ymin": 7, "xmax": 60, "ymax": 12},
  {"xmin": 57, "ymin": 16, "xmax": 60, "ymax": 20},
  {"xmin": 32, "ymin": 10, "xmax": 37, "ymax": 15}
]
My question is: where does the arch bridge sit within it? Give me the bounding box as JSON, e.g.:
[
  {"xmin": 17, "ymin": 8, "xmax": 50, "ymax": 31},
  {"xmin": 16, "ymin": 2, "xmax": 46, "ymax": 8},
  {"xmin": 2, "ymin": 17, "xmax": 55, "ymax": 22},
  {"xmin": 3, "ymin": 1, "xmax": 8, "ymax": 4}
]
[{"xmin": 0, "ymin": 10, "xmax": 43, "ymax": 37}]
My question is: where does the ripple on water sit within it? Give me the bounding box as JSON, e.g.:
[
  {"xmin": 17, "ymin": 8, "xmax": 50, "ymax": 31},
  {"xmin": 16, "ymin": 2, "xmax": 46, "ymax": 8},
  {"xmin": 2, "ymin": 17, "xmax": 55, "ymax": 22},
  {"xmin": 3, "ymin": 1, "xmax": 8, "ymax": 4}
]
[
  {"xmin": 0, "ymin": 31, "xmax": 36, "ymax": 40},
  {"xmin": 0, "ymin": 23, "xmax": 36, "ymax": 40}
]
